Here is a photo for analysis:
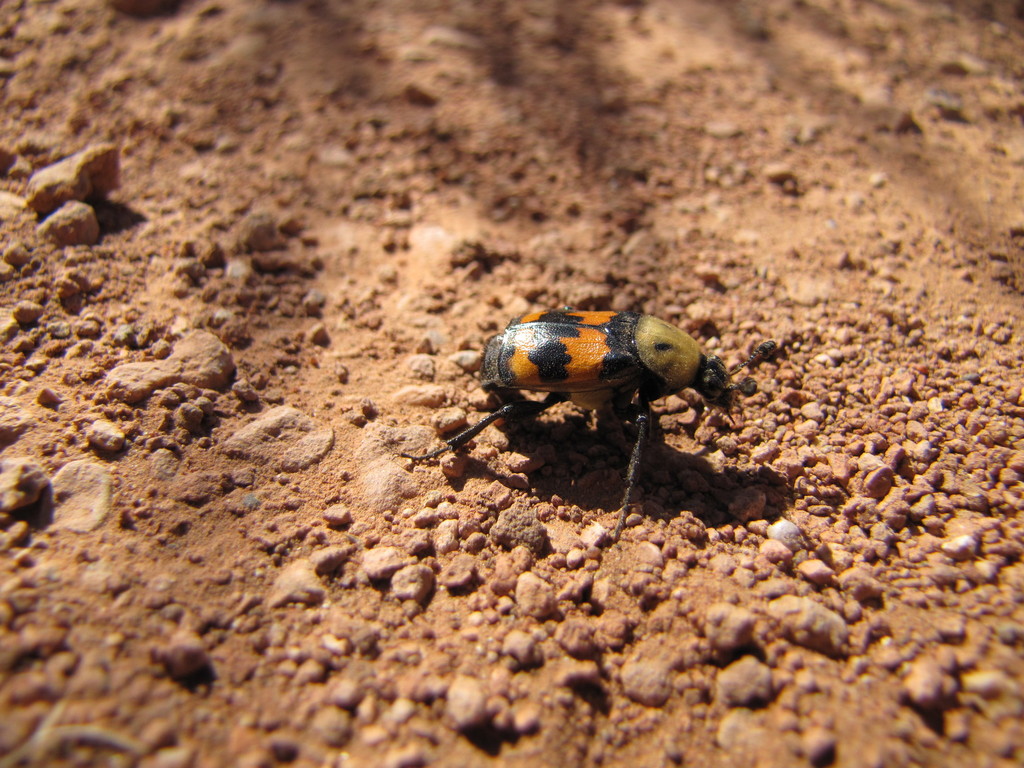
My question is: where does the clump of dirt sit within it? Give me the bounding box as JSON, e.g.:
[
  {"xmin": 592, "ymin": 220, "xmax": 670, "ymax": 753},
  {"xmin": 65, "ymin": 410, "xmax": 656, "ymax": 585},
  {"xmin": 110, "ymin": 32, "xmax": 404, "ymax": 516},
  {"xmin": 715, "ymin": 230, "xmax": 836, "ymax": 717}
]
[{"xmin": 1, "ymin": 1, "xmax": 1023, "ymax": 767}]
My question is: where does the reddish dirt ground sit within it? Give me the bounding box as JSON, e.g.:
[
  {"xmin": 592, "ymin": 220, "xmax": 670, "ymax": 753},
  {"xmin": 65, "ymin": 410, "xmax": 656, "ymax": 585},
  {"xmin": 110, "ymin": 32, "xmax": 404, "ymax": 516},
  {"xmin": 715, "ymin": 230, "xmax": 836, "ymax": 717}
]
[{"xmin": 2, "ymin": 1, "xmax": 1024, "ymax": 767}]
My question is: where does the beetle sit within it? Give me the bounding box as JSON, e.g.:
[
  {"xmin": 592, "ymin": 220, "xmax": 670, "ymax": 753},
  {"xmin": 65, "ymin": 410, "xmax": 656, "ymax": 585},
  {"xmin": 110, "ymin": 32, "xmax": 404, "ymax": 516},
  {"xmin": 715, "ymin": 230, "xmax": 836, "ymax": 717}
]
[{"xmin": 402, "ymin": 309, "xmax": 776, "ymax": 540}]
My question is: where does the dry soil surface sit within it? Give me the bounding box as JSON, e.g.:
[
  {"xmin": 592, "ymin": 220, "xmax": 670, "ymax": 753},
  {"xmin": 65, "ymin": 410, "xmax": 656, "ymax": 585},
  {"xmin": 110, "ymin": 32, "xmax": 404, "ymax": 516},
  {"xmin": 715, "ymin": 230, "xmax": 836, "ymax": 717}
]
[{"xmin": 2, "ymin": 1, "xmax": 1024, "ymax": 767}]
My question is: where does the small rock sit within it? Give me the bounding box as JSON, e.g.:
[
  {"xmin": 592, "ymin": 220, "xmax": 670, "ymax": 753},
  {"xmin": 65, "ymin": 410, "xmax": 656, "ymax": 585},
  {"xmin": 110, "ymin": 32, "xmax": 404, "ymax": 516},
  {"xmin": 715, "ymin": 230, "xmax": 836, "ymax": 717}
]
[
  {"xmin": 358, "ymin": 460, "xmax": 419, "ymax": 514},
  {"xmin": 759, "ymin": 539, "xmax": 793, "ymax": 565},
  {"xmin": 554, "ymin": 618, "xmax": 597, "ymax": 659},
  {"xmin": 704, "ymin": 602, "xmax": 756, "ymax": 653},
  {"xmin": 406, "ymin": 354, "xmax": 435, "ymax": 379},
  {"xmin": 580, "ymin": 522, "xmax": 609, "ymax": 549},
  {"xmin": 512, "ymin": 702, "xmax": 541, "ymax": 735},
  {"xmin": 491, "ymin": 505, "xmax": 547, "ymax": 555},
  {"xmin": 51, "ymin": 460, "xmax": 112, "ymax": 532},
  {"xmin": 391, "ymin": 564, "xmax": 434, "ymax": 603},
  {"xmin": 0, "ymin": 192, "xmax": 28, "ymax": 223},
  {"xmin": 12, "ymin": 300, "xmax": 44, "ymax": 324},
  {"xmin": 86, "ymin": 419, "xmax": 126, "ymax": 452},
  {"xmin": 515, "ymin": 572, "xmax": 557, "ymax": 619},
  {"xmin": 926, "ymin": 87, "xmax": 965, "ymax": 121},
  {"xmin": 768, "ymin": 595, "xmax": 848, "ymax": 656},
  {"xmin": 393, "ymin": 385, "xmax": 446, "ymax": 407},
  {"xmin": 325, "ymin": 677, "xmax": 365, "ymax": 710},
  {"xmin": 554, "ymin": 659, "xmax": 602, "ymax": 689},
  {"xmin": 236, "ymin": 211, "xmax": 283, "ymax": 253},
  {"xmin": 310, "ymin": 707, "xmax": 353, "ymax": 748},
  {"xmin": 716, "ymin": 656, "xmax": 773, "ymax": 707},
  {"xmin": 151, "ymin": 630, "xmax": 210, "ymax": 679},
  {"xmin": 439, "ymin": 553, "xmax": 478, "ymax": 590},
  {"xmin": 26, "ymin": 143, "xmax": 120, "ymax": 214},
  {"xmin": 323, "ymin": 504, "xmax": 353, "ymax": 527},
  {"xmin": 268, "ymin": 559, "xmax": 325, "ymax": 607},
  {"xmin": 620, "ymin": 653, "xmax": 672, "ymax": 707},
  {"xmin": 862, "ymin": 466, "xmax": 895, "ymax": 499},
  {"xmin": 767, "ymin": 519, "xmax": 803, "ymax": 551},
  {"xmin": 448, "ymin": 350, "xmax": 481, "ymax": 372},
  {"xmin": 796, "ymin": 559, "xmax": 834, "ymax": 586},
  {"xmin": 362, "ymin": 547, "xmax": 416, "ymax": 581},
  {"xmin": 37, "ymin": 201, "xmax": 100, "ymax": 246},
  {"xmin": 0, "ymin": 398, "xmax": 32, "ymax": 442},
  {"xmin": 961, "ymin": 670, "xmax": 1009, "ymax": 699},
  {"xmin": 107, "ymin": 331, "xmax": 235, "ymax": 403},
  {"xmin": 802, "ymin": 726, "xmax": 837, "ymax": 766},
  {"xmin": 940, "ymin": 534, "xmax": 978, "ymax": 561},
  {"xmin": 837, "ymin": 567, "xmax": 884, "ymax": 602},
  {"xmin": 903, "ymin": 657, "xmax": 957, "ymax": 709},
  {"xmin": 705, "ymin": 120, "xmax": 743, "ymax": 138},
  {"xmin": 445, "ymin": 676, "xmax": 488, "ymax": 731},
  {"xmin": 36, "ymin": 388, "xmax": 63, "ymax": 407},
  {"xmin": 502, "ymin": 629, "xmax": 540, "ymax": 667},
  {"xmin": 310, "ymin": 547, "xmax": 351, "ymax": 576},
  {"xmin": 433, "ymin": 519, "xmax": 460, "ymax": 555},
  {"xmin": 0, "ymin": 457, "xmax": 49, "ymax": 514},
  {"xmin": 763, "ymin": 162, "xmax": 796, "ymax": 184},
  {"xmin": 222, "ymin": 406, "xmax": 334, "ymax": 472}
]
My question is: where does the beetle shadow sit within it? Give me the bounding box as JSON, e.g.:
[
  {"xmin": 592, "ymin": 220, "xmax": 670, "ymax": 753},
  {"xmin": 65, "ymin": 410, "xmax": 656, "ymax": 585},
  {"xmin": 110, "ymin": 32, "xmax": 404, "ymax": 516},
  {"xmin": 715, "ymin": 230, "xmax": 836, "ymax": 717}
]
[{"xmin": 484, "ymin": 410, "xmax": 791, "ymax": 533}]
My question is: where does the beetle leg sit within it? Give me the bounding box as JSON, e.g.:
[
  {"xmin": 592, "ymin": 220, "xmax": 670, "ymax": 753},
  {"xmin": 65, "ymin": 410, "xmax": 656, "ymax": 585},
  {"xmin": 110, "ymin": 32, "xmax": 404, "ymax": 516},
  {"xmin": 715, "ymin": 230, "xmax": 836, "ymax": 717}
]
[
  {"xmin": 401, "ymin": 393, "xmax": 565, "ymax": 461},
  {"xmin": 612, "ymin": 396, "xmax": 653, "ymax": 541}
]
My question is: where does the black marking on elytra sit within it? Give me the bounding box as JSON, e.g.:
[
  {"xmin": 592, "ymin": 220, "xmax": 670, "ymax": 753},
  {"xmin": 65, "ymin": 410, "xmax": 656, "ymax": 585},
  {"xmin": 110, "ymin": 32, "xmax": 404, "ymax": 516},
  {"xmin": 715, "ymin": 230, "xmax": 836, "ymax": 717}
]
[
  {"xmin": 529, "ymin": 337, "xmax": 572, "ymax": 382},
  {"xmin": 600, "ymin": 312, "xmax": 639, "ymax": 381},
  {"xmin": 536, "ymin": 310, "xmax": 586, "ymax": 326}
]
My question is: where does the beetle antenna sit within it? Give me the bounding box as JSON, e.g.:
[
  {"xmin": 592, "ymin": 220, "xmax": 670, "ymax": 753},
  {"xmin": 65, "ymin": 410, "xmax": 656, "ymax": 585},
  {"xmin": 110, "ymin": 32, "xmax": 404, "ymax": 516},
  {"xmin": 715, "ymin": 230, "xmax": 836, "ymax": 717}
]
[
  {"xmin": 728, "ymin": 340, "xmax": 777, "ymax": 377},
  {"xmin": 724, "ymin": 340, "xmax": 777, "ymax": 398}
]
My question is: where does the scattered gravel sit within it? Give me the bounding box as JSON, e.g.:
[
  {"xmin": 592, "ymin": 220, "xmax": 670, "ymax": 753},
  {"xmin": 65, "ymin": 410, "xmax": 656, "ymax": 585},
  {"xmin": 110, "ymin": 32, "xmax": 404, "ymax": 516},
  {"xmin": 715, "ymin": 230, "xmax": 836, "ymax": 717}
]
[{"xmin": 1, "ymin": 4, "xmax": 1022, "ymax": 767}]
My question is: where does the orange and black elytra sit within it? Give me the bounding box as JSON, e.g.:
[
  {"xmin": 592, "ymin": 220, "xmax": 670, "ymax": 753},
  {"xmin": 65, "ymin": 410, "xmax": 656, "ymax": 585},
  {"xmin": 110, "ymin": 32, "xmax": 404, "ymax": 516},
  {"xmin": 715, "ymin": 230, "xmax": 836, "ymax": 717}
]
[{"xmin": 403, "ymin": 309, "xmax": 777, "ymax": 541}]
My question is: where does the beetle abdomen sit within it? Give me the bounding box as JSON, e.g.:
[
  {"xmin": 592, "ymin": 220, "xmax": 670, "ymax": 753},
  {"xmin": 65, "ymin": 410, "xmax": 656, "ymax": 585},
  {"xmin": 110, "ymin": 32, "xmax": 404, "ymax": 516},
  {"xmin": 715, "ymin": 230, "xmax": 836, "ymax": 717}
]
[{"xmin": 481, "ymin": 310, "xmax": 642, "ymax": 394}]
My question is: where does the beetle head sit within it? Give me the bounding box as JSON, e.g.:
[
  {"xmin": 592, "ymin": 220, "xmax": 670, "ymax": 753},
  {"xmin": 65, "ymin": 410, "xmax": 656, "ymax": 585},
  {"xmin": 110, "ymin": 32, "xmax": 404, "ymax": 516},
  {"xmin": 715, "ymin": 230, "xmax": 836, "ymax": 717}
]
[{"xmin": 695, "ymin": 340, "xmax": 777, "ymax": 407}]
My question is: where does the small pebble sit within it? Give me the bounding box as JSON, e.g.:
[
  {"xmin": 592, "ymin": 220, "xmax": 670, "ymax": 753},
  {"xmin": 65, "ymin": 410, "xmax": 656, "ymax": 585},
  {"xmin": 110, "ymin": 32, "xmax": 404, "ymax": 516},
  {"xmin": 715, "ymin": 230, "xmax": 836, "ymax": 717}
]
[
  {"xmin": 703, "ymin": 602, "xmax": 756, "ymax": 653},
  {"xmin": 767, "ymin": 518, "xmax": 803, "ymax": 551},
  {"xmin": 38, "ymin": 201, "xmax": 100, "ymax": 246},
  {"xmin": 86, "ymin": 419, "xmax": 126, "ymax": 452},
  {"xmin": 12, "ymin": 300, "xmax": 44, "ymax": 324},
  {"xmin": 620, "ymin": 654, "xmax": 672, "ymax": 707},
  {"xmin": 716, "ymin": 656, "xmax": 773, "ymax": 707},
  {"xmin": 445, "ymin": 676, "xmax": 488, "ymax": 731},
  {"xmin": 797, "ymin": 559, "xmax": 834, "ymax": 585},
  {"xmin": 515, "ymin": 572, "xmax": 557, "ymax": 619},
  {"xmin": 323, "ymin": 504, "xmax": 353, "ymax": 527},
  {"xmin": 151, "ymin": 630, "xmax": 210, "ymax": 679},
  {"xmin": 802, "ymin": 726, "xmax": 837, "ymax": 766},
  {"xmin": 391, "ymin": 564, "xmax": 434, "ymax": 603},
  {"xmin": 362, "ymin": 547, "xmax": 416, "ymax": 581},
  {"xmin": 940, "ymin": 534, "xmax": 978, "ymax": 560},
  {"xmin": 903, "ymin": 657, "xmax": 956, "ymax": 709}
]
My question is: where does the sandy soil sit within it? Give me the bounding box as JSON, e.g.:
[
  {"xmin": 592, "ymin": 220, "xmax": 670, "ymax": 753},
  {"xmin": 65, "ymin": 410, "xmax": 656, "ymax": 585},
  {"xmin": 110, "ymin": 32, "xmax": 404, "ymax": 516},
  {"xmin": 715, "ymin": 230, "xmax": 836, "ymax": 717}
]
[{"xmin": 2, "ymin": 1, "xmax": 1024, "ymax": 766}]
